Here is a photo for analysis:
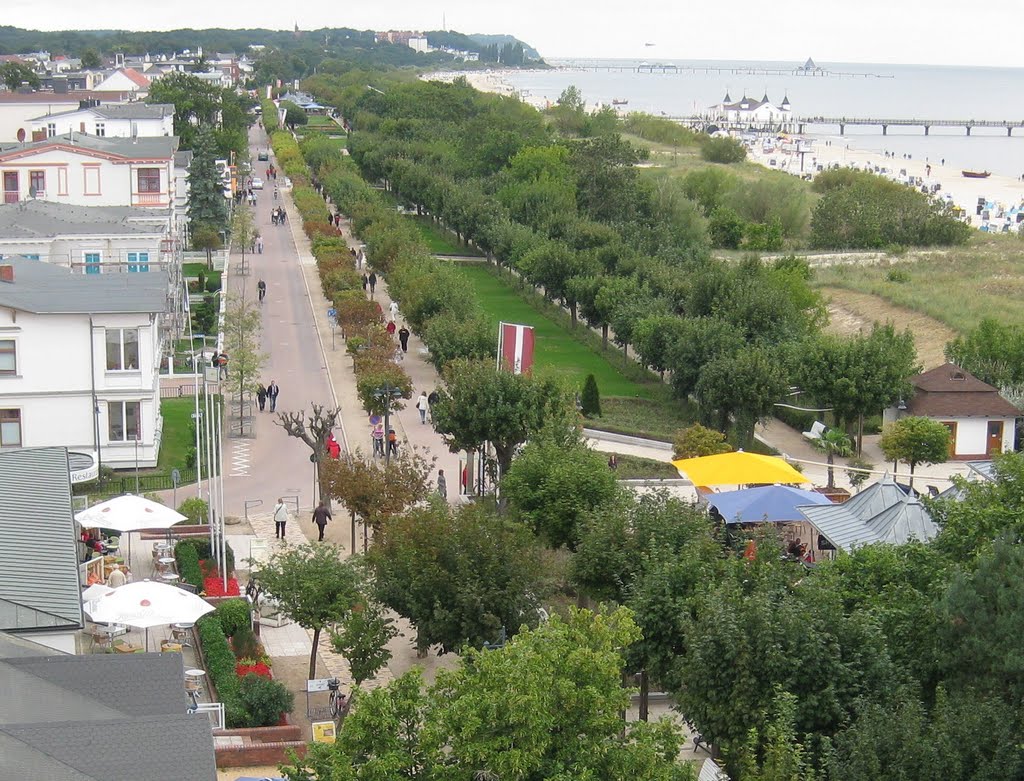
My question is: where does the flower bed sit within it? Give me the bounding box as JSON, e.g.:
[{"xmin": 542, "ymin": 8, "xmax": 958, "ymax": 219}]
[
  {"xmin": 203, "ymin": 576, "xmax": 241, "ymax": 597},
  {"xmin": 236, "ymin": 660, "xmax": 273, "ymax": 679}
]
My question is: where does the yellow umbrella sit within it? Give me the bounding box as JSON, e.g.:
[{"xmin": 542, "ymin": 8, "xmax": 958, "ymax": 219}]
[{"xmin": 672, "ymin": 451, "xmax": 810, "ymax": 487}]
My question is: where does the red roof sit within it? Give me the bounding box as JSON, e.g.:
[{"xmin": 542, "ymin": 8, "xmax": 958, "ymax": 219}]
[{"xmin": 120, "ymin": 68, "xmax": 151, "ymax": 88}]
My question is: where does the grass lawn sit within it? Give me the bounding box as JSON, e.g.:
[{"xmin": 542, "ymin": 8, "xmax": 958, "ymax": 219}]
[
  {"xmin": 454, "ymin": 263, "xmax": 657, "ymax": 399},
  {"xmin": 609, "ymin": 453, "xmax": 680, "ymax": 479},
  {"xmin": 409, "ymin": 216, "xmax": 484, "ymax": 256},
  {"xmin": 813, "ymin": 233, "xmax": 1024, "ymax": 335},
  {"xmin": 158, "ymin": 398, "xmax": 195, "ymax": 471}
]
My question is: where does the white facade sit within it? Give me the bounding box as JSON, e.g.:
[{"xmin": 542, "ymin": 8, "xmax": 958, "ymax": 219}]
[
  {"xmin": 0, "ymin": 306, "xmax": 163, "ymax": 468},
  {"xmin": 27, "ymin": 106, "xmax": 173, "ymax": 140},
  {"xmin": 0, "ymin": 232, "xmax": 167, "ymax": 273},
  {"xmin": 93, "ymin": 68, "xmax": 150, "ymax": 95},
  {"xmin": 938, "ymin": 416, "xmax": 1014, "ymax": 458},
  {"xmin": 0, "ymin": 96, "xmax": 83, "ymax": 142}
]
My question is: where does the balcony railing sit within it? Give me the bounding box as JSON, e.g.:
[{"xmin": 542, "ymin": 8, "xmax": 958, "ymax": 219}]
[{"xmin": 132, "ymin": 192, "xmax": 168, "ymax": 206}]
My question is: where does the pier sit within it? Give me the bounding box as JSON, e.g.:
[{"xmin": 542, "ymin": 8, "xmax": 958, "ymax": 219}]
[
  {"xmin": 553, "ymin": 61, "xmax": 894, "ymax": 79},
  {"xmin": 664, "ymin": 116, "xmax": 1024, "ymax": 137}
]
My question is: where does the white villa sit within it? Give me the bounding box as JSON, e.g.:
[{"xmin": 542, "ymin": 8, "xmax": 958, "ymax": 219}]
[
  {"xmin": 709, "ymin": 91, "xmax": 792, "ymax": 126},
  {"xmin": 28, "ymin": 102, "xmax": 174, "ymax": 141},
  {"xmin": 0, "ymin": 256, "xmax": 168, "ymax": 470}
]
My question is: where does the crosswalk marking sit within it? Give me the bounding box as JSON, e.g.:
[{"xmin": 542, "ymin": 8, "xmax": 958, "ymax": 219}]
[{"xmin": 229, "ymin": 441, "xmax": 252, "ymax": 476}]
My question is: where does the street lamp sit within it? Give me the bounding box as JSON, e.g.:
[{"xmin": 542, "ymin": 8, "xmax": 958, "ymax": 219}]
[{"xmin": 372, "ymin": 382, "xmax": 404, "ymax": 465}]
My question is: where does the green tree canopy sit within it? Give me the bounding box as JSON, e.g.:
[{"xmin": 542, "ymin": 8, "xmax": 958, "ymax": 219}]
[{"xmin": 879, "ymin": 416, "xmax": 950, "ymax": 485}]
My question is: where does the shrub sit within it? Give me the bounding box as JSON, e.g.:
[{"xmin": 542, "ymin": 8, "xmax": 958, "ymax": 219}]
[
  {"xmin": 581, "ymin": 374, "xmax": 601, "ymax": 417},
  {"xmin": 177, "ymin": 497, "xmax": 209, "ymax": 525},
  {"xmin": 237, "ymin": 673, "xmax": 294, "ymax": 728},
  {"xmin": 708, "ymin": 206, "xmax": 746, "ymax": 249},
  {"xmin": 673, "ymin": 423, "xmax": 732, "ymax": 459},
  {"xmin": 187, "ymin": 538, "xmax": 236, "ymax": 575},
  {"xmin": 743, "ymin": 219, "xmax": 785, "ymax": 251},
  {"xmin": 174, "ymin": 541, "xmax": 204, "ymax": 590},
  {"xmin": 231, "ymin": 625, "xmax": 262, "ymax": 659},
  {"xmin": 887, "ymin": 268, "xmax": 911, "ymax": 283},
  {"xmin": 215, "ymin": 598, "xmax": 252, "ymax": 638},
  {"xmin": 205, "ymin": 276, "xmax": 220, "ymax": 293},
  {"xmin": 196, "ymin": 614, "xmax": 243, "ymax": 725},
  {"xmin": 701, "ymin": 135, "xmax": 747, "ymax": 164}
]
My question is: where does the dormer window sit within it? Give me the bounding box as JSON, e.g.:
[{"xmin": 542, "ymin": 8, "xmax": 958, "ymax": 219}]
[{"xmin": 951, "ymin": 371, "xmax": 966, "ymax": 381}]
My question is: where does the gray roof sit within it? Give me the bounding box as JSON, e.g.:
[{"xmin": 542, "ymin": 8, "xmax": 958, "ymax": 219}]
[
  {"xmin": 0, "ymin": 131, "xmax": 178, "ymax": 161},
  {"xmin": 0, "ymin": 256, "xmax": 168, "ymax": 315},
  {"xmin": 798, "ymin": 476, "xmax": 937, "ymax": 552},
  {"xmin": 0, "ymin": 448, "xmax": 82, "ymax": 633},
  {"xmin": 0, "ymin": 200, "xmax": 165, "ymax": 239},
  {"xmin": 174, "ymin": 149, "xmax": 193, "ymax": 168},
  {"xmin": 0, "ymin": 642, "xmax": 216, "ymax": 781},
  {"xmin": 29, "ymin": 102, "xmax": 174, "ymax": 122},
  {"xmin": 0, "ymin": 714, "xmax": 216, "ymax": 781}
]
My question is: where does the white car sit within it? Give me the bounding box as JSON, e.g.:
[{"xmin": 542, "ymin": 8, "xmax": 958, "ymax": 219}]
[{"xmin": 251, "ymin": 177, "xmax": 264, "ymax": 190}]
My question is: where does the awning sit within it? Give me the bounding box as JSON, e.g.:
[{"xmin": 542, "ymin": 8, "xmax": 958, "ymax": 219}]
[
  {"xmin": 709, "ymin": 485, "xmax": 831, "ymax": 523},
  {"xmin": 672, "ymin": 451, "xmax": 810, "ymax": 487},
  {"xmin": 68, "ymin": 450, "xmax": 98, "ymax": 484}
]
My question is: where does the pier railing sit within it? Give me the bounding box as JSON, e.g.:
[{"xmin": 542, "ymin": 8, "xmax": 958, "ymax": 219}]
[{"xmin": 663, "ymin": 115, "xmax": 1024, "ymax": 136}]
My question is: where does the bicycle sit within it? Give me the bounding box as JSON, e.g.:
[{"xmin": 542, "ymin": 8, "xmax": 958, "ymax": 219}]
[{"xmin": 327, "ymin": 677, "xmax": 347, "ymax": 719}]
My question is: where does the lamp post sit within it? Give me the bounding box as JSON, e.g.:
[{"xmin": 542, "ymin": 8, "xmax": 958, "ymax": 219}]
[
  {"xmin": 134, "ymin": 433, "xmax": 140, "ymax": 494},
  {"xmin": 372, "ymin": 382, "xmax": 404, "ymax": 465}
]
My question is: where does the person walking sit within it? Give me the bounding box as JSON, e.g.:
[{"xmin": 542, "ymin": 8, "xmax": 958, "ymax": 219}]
[
  {"xmin": 386, "ymin": 320, "xmax": 396, "ymax": 336},
  {"xmin": 367, "ymin": 271, "xmax": 377, "ymax": 298},
  {"xmin": 267, "ymin": 380, "xmax": 280, "ymax": 412},
  {"xmin": 217, "ymin": 352, "xmax": 229, "ymax": 380},
  {"xmin": 386, "ymin": 428, "xmax": 399, "ymax": 459},
  {"xmin": 256, "ymin": 383, "xmax": 267, "ymax": 412},
  {"xmin": 416, "ymin": 392, "xmax": 429, "ymax": 425},
  {"xmin": 312, "ymin": 500, "xmax": 332, "ymax": 542},
  {"xmin": 371, "ymin": 421, "xmax": 385, "ymax": 457},
  {"xmin": 273, "ymin": 497, "xmax": 289, "ymax": 539},
  {"xmin": 257, "ymin": 279, "xmax": 266, "ymax": 303},
  {"xmin": 389, "ymin": 300, "xmax": 400, "ymax": 321},
  {"xmin": 256, "ymin": 235, "xmax": 264, "ymax": 254},
  {"xmin": 437, "ymin": 469, "xmax": 448, "ymax": 501},
  {"xmin": 427, "ymin": 389, "xmax": 439, "ymax": 423},
  {"xmin": 361, "ymin": 273, "xmax": 369, "ymax": 293},
  {"xmin": 398, "ymin": 325, "xmax": 410, "ymax": 353}
]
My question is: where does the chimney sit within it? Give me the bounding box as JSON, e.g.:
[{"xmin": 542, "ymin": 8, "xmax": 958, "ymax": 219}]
[{"xmin": 0, "ymin": 265, "xmax": 14, "ymax": 284}]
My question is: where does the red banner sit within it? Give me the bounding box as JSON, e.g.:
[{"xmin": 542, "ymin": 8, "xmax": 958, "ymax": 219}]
[{"xmin": 499, "ymin": 322, "xmax": 535, "ymax": 375}]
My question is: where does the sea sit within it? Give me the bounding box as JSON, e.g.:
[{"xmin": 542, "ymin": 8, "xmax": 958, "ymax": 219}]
[{"xmin": 502, "ymin": 59, "xmax": 1024, "ymax": 178}]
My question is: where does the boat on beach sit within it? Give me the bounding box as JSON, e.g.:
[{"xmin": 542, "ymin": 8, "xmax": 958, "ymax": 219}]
[
  {"xmin": 962, "ymin": 170, "xmax": 991, "ymax": 178},
  {"xmin": 612, "ymin": 98, "xmax": 629, "ymax": 105}
]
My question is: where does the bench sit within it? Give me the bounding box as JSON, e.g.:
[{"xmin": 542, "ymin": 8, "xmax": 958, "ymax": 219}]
[{"xmin": 803, "ymin": 420, "xmax": 826, "ymax": 442}]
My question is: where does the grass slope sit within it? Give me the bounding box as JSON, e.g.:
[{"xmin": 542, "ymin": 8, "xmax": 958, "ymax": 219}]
[
  {"xmin": 410, "ymin": 216, "xmax": 484, "ymax": 256},
  {"xmin": 158, "ymin": 398, "xmax": 195, "ymax": 472}
]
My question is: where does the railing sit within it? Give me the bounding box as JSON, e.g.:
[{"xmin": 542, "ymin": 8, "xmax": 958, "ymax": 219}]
[
  {"xmin": 190, "ymin": 701, "xmax": 225, "ymax": 730},
  {"xmin": 160, "ymin": 383, "xmax": 200, "ymax": 398},
  {"xmin": 133, "ymin": 192, "xmax": 169, "ymax": 206},
  {"xmin": 73, "ymin": 467, "xmax": 197, "ymax": 496}
]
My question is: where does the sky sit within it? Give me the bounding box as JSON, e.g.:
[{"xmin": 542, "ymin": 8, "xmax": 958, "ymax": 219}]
[{"xmin": 5, "ymin": 0, "xmax": 1024, "ymax": 68}]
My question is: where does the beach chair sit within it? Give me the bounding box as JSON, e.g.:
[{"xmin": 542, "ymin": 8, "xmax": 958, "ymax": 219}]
[{"xmin": 803, "ymin": 421, "xmax": 826, "ymax": 442}]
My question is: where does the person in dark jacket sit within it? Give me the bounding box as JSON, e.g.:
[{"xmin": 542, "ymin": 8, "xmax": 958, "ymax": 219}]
[{"xmin": 312, "ymin": 500, "xmax": 332, "ymax": 542}]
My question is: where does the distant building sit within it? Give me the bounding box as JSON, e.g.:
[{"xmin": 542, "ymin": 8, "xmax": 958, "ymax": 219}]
[
  {"xmin": 409, "ymin": 36, "xmax": 429, "ymax": 53},
  {"xmin": 710, "ymin": 91, "xmax": 791, "ymax": 125},
  {"xmin": 376, "ymin": 30, "xmax": 419, "ymax": 46},
  {"xmin": 93, "ymin": 67, "xmax": 151, "ymax": 96},
  {"xmin": 28, "ymin": 102, "xmax": 174, "ymax": 140}
]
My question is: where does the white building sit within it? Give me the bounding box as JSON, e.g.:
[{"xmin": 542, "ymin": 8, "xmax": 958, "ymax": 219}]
[
  {"xmin": 0, "ymin": 92, "xmax": 125, "ymax": 144},
  {"xmin": 0, "ymin": 256, "xmax": 168, "ymax": 469},
  {"xmin": 710, "ymin": 92, "xmax": 791, "ymax": 126},
  {"xmin": 408, "ymin": 36, "xmax": 429, "ymax": 53},
  {"xmin": 92, "ymin": 67, "xmax": 151, "ymax": 97},
  {"xmin": 0, "ymin": 132, "xmax": 185, "ymax": 233},
  {"xmin": 28, "ymin": 102, "xmax": 174, "ymax": 141}
]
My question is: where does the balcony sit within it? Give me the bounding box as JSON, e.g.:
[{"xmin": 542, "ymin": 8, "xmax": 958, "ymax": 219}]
[{"xmin": 132, "ymin": 192, "xmax": 168, "ymax": 207}]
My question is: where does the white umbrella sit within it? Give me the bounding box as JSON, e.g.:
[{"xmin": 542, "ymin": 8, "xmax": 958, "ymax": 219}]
[
  {"xmin": 75, "ymin": 494, "xmax": 188, "ymax": 565},
  {"xmin": 84, "ymin": 580, "xmax": 215, "ymax": 651},
  {"xmin": 81, "ymin": 583, "xmax": 114, "ymax": 602}
]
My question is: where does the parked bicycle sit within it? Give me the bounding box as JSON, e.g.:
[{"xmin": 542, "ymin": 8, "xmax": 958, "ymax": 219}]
[{"xmin": 327, "ymin": 677, "xmax": 347, "ymax": 719}]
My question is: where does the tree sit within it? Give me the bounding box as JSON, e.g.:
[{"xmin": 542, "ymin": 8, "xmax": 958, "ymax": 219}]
[
  {"xmin": 276, "ymin": 404, "xmax": 342, "ymax": 502},
  {"xmin": 421, "ymin": 310, "xmax": 496, "ymax": 372},
  {"xmin": 147, "ymin": 71, "xmax": 223, "ymax": 150},
  {"xmin": 580, "ymin": 373, "xmax": 601, "ymax": 417},
  {"xmin": 187, "ymin": 126, "xmax": 227, "ymax": 236},
  {"xmin": 673, "ymin": 423, "xmax": 732, "ymax": 459},
  {"xmin": 879, "ymin": 416, "xmax": 950, "ymax": 486},
  {"xmin": 230, "ymin": 204, "xmax": 257, "ymax": 274},
  {"xmin": 320, "ymin": 449, "xmax": 433, "ymax": 547},
  {"xmin": 368, "ymin": 501, "xmax": 548, "ymax": 654},
  {"xmin": 79, "ymin": 48, "xmax": 102, "ymax": 69},
  {"xmin": 251, "ymin": 542, "xmax": 363, "ymax": 678},
  {"xmin": 501, "ymin": 432, "xmax": 619, "ymax": 549},
  {"xmin": 191, "ymin": 223, "xmax": 223, "ymax": 271},
  {"xmin": 701, "ymin": 136, "xmax": 747, "ymax": 163},
  {"xmin": 222, "ymin": 292, "xmax": 266, "ymax": 436},
  {"xmin": 0, "ymin": 62, "xmax": 40, "ymax": 91},
  {"xmin": 330, "ymin": 598, "xmax": 398, "ymax": 694},
  {"xmin": 431, "ymin": 358, "xmax": 570, "ymax": 479},
  {"xmin": 281, "ymin": 101, "xmax": 309, "ymax": 129},
  {"xmin": 813, "ymin": 427, "xmax": 853, "ymax": 489},
  {"xmin": 696, "ymin": 345, "xmax": 789, "ymax": 444}
]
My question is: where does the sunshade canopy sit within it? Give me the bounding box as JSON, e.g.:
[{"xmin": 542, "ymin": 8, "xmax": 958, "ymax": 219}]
[
  {"xmin": 709, "ymin": 485, "xmax": 831, "ymax": 523},
  {"xmin": 84, "ymin": 580, "xmax": 214, "ymax": 629},
  {"xmin": 75, "ymin": 494, "xmax": 187, "ymax": 533},
  {"xmin": 672, "ymin": 451, "xmax": 810, "ymax": 487}
]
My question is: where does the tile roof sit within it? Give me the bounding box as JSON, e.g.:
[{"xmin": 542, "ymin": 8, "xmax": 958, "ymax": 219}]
[
  {"xmin": 28, "ymin": 102, "xmax": 174, "ymax": 122},
  {"xmin": 907, "ymin": 363, "xmax": 1021, "ymax": 417},
  {"xmin": 0, "ymin": 255, "xmax": 168, "ymax": 315},
  {"xmin": 0, "ymin": 200, "xmax": 166, "ymax": 239},
  {"xmin": 0, "ymin": 448, "xmax": 82, "ymax": 633}
]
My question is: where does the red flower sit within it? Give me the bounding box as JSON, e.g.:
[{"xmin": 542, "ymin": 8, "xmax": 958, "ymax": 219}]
[
  {"xmin": 203, "ymin": 577, "xmax": 240, "ymax": 597},
  {"xmin": 236, "ymin": 661, "xmax": 273, "ymax": 679}
]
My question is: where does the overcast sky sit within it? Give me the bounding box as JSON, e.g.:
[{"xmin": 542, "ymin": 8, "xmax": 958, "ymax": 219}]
[{"xmin": 6, "ymin": 0, "xmax": 1022, "ymax": 68}]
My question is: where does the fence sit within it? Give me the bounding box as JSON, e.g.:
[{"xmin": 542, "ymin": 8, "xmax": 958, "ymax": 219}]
[
  {"xmin": 74, "ymin": 467, "xmax": 198, "ymax": 496},
  {"xmin": 160, "ymin": 383, "xmax": 200, "ymax": 398}
]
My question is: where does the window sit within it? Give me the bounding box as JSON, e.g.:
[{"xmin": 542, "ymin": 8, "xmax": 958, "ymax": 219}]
[
  {"xmin": 127, "ymin": 251, "xmax": 149, "ymax": 273},
  {"xmin": 105, "ymin": 328, "xmax": 139, "ymax": 371},
  {"xmin": 46, "ymin": 122, "xmax": 56, "ymax": 138},
  {"xmin": 84, "ymin": 251, "xmax": 101, "ymax": 275},
  {"xmin": 57, "ymin": 167, "xmax": 68, "ymax": 195},
  {"xmin": 94, "ymin": 122, "xmax": 105, "ymax": 137},
  {"xmin": 0, "ymin": 409, "xmax": 21, "ymax": 447},
  {"xmin": 29, "ymin": 170, "xmax": 44, "ymax": 197},
  {"xmin": 0, "ymin": 339, "xmax": 15, "ymax": 374},
  {"xmin": 137, "ymin": 168, "xmax": 161, "ymax": 193},
  {"xmin": 2, "ymin": 171, "xmax": 17, "ymax": 204},
  {"xmin": 107, "ymin": 401, "xmax": 140, "ymax": 442},
  {"xmin": 83, "ymin": 166, "xmax": 100, "ymax": 195}
]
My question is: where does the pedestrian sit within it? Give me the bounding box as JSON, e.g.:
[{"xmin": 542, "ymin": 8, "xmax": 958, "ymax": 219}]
[
  {"xmin": 416, "ymin": 391, "xmax": 429, "ymax": 424},
  {"xmin": 258, "ymin": 278, "xmax": 266, "ymax": 302},
  {"xmin": 256, "ymin": 383, "xmax": 267, "ymax": 411},
  {"xmin": 386, "ymin": 320, "xmax": 396, "ymax": 336},
  {"xmin": 427, "ymin": 389, "xmax": 439, "ymax": 422},
  {"xmin": 608, "ymin": 454, "xmax": 618, "ymax": 470},
  {"xmin": 371, "ymin": 421, "xmax": 384, "ymax": 457},
  {"xmin": 437, "ymin": 469, "xmax": 448, "ymax": 500},
  {"xmin": 387, "ymin": 428, "xmax": 399, "ymax": 458},
  {"xmin": 107, "ymin": 562, "xmax": 127, "ymax": 588},
  {"xmin": 273, "ymin": 497, "xmax": 290, "ymax": 539},
  {"xmin": 361, "ymin": 273, "xmax": 368, "ymax": 292},
  {"xmin": 271, "ymin": 210, "xmax": 278, "ymax": 226},
  {"xmin": 389, "ymin": 300, "xmax": 399, "ymax": 321},
  {"xmin": 398, "ymin": 325, "xmax": 410, "ymax": 352},
  {"xmin": 326, "ymin": 432, "xmax": 341, "ymax": 459},
  {"xmin": 368, "ymin": 271, "xmax": 377, "ymax": 297},
  {"xmin": 267, "ymin": 380, "xmax": 280, "ymax": 412},
  {"xmin": 312, "ymin": 500, "xmax": 332, "ymax": 542},
  {"xmin": 256, "ymin": 235, "xmax": 263, "ymax": 254},
  {"xmin": 357, "ymin": 248, "xmax": 364, "ymax": 268},
  {"xmin": 217, "ymin": 352, "xmax": 229, "ymax": 380},
  {"xmin": 280, "ymin": 208, "xmax": 287, "ymax": 224},
  {"xmin": 335, "ymin": 213, "xmax": 341, "ymax": 228}
]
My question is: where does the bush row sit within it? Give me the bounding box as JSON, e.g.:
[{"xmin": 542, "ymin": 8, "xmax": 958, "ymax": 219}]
[{"xmin": 260, "ymin": 100, "xmax": 279, "ymax": 133}]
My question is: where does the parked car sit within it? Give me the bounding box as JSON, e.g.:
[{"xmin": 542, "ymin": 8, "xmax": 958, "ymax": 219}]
[
  {"xmin": 257, "ymin": 150, "xmax": 269, "ymax": 161},
  {"xmin": 251, "ymin": 177, "xmax": 264, "ymax": 190}
]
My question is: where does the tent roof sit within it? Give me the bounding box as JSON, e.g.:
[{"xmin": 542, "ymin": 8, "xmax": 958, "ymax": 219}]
[
  {"xmin": 673, "ymin": 451, "xmax": 810, "ymax": 487},
  {"xmin": 709, "ymin": 485, "xmax": 831, "ymax": 523}
]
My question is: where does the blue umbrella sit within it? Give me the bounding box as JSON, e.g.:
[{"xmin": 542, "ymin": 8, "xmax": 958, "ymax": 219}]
[{"xmin": 708, "ymin": 485, "xmax": 831, "ymax": 523}]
